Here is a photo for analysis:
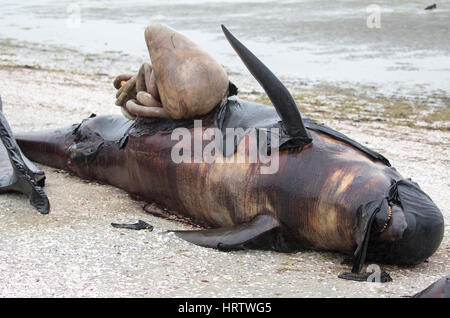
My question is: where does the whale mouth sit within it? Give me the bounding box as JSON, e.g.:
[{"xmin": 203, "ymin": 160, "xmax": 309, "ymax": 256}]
[
  {"xmin": 376, "ymin": 204, "xmax": 407, "ymax": 243},
  {"xmin": 352, "ymin": 178, "xmax": 444, "ymax": 273}
]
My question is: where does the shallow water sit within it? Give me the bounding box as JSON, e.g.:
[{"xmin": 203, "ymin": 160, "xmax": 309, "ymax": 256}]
[{"xmin": 0, "ymin": 0, "xmax": 449, "ymax": 96}]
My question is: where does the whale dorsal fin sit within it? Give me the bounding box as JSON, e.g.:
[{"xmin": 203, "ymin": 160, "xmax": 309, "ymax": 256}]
[{"xmin": 221, "ymin": 25, "xmax": 312, "ymax": 146}]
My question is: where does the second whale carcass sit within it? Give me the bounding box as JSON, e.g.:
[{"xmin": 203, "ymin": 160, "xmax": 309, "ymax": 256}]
[{"xmin": 10, "ymin": 25, "xmax": 444, "ymax": 280}]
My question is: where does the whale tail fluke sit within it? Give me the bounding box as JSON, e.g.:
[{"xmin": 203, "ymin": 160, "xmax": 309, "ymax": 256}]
[{"xmin": 0, "ymin": 96, "xmax": 50, "ymax": 214}]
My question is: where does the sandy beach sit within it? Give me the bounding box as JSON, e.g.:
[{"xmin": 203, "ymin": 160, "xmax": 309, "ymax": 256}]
[
  {"xmin": 0, "ymin": 0, "xmax": 448, "ymax": 298},
  {"xmin": 0, "ymin": 63, "xmax": 448, "ymax": 297}
]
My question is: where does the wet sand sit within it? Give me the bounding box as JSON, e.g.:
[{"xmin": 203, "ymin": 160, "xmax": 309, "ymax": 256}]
[
  {"xmin": 1, "ymin": 0, "xmax": 449, "ymax": 96},
  {"xmin": 0, "ymin": 65, "xmax": 448, "ymax": 297}
]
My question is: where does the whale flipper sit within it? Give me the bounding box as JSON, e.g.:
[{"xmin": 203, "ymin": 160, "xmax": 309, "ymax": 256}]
[
  {"xmin": 0, "ymin": 97, "xmax": 50, "ymax": 214},
  {"xmin": 173, "ymin": 214, "xmax": 281, "ymax": 250}
]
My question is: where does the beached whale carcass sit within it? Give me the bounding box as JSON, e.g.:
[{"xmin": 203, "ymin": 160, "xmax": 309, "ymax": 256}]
[{"xmin": 1, "ymin": 25, "xmax": 445, "ymax": 280}]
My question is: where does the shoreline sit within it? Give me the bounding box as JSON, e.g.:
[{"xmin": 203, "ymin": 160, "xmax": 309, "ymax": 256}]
[
  {"xmin": 2, "ymin": 60, "xmax": 449, "ymax": 131},
  {"xmin": 0, "ymin": 62, "xmax": 448, "ymax": 297},
  {"xmin": 1, "ymin": 32, "xmax": 449, "ymax": 131}
]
